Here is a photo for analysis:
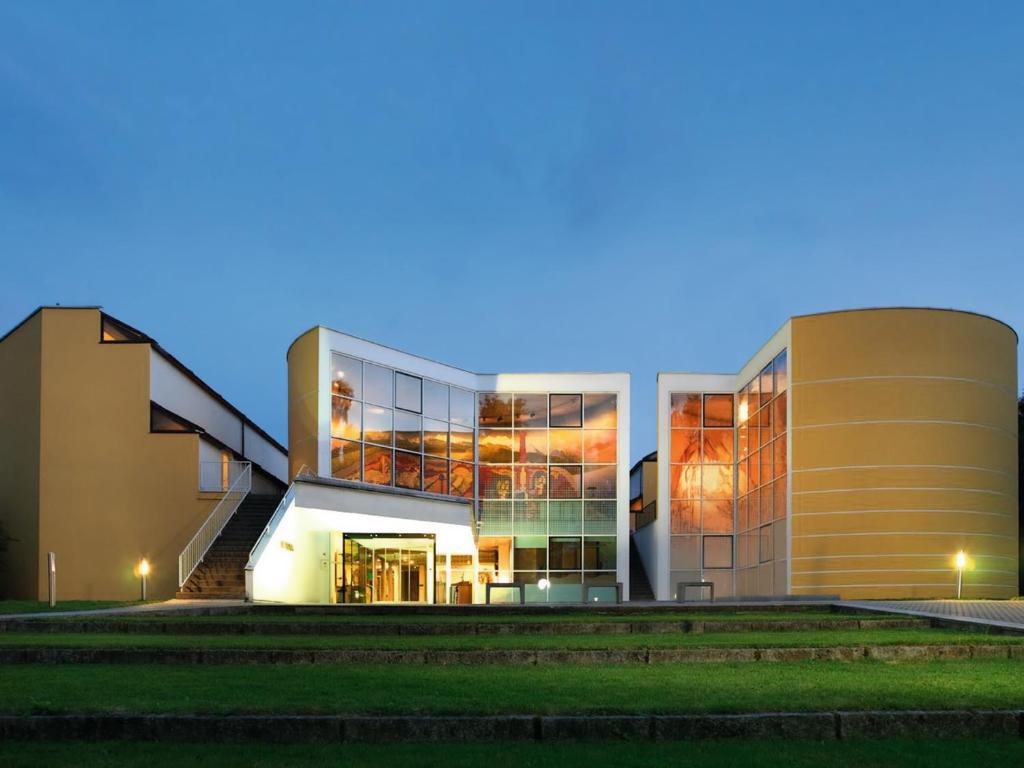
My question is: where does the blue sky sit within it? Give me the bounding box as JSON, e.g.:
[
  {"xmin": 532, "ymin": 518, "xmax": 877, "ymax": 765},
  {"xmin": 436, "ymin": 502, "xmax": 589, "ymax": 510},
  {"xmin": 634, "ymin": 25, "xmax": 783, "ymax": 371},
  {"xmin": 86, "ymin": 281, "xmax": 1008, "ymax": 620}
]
[{"xmin": 2, "ymin": 1, "xmax": 1022, "ymax": 462}]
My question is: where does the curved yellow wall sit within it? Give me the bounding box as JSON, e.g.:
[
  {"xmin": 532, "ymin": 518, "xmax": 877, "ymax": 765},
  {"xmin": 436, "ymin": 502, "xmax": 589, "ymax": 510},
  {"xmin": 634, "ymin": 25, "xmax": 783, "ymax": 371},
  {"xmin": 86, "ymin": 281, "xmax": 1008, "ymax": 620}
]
[{"xmin": 790, "ymin": 309, "xmax": 1018, "ymax": 599}]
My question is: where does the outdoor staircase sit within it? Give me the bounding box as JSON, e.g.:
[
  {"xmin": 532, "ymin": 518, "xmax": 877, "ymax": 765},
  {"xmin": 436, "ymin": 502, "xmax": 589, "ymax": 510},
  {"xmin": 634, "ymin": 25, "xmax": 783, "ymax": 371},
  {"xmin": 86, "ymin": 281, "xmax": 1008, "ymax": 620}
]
[
  {"xmin": 176, "ymin": 494, "xmax": 282, "ymax": 599},
  {"xmin": 629, "ymin": 536, "xmax": 655, "ymax": 601}
]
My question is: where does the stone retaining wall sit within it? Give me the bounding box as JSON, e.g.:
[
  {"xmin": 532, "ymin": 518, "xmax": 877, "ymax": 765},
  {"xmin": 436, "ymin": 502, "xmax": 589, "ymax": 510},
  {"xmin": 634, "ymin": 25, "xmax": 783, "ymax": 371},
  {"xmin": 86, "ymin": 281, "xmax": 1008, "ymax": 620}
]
[
  {"xmin": 1, "ymin": 643, "xmax": 1019, "ymax": 665},
  {"xmin": 0, "ymin": 711, "xmax": 1020, "ymax": 741}
]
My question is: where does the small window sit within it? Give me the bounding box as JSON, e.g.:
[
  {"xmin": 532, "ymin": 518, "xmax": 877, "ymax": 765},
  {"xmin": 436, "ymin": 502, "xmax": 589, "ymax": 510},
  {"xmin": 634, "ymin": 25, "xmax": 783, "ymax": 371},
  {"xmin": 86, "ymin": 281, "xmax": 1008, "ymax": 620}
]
[
  {"xmin": 150, "ymin": 403, "xmax": 198, "ymax": 433},
  {"xmin": 395, "ymin": 372, "xmax": 422, "ymax": 413},
  {"xmin": 549, "ymin": 394, "xmax": 583, "ymax": 428},
  {"xmin": 101, "ymin": 316, "xmax": 144, "ymax": 343}
]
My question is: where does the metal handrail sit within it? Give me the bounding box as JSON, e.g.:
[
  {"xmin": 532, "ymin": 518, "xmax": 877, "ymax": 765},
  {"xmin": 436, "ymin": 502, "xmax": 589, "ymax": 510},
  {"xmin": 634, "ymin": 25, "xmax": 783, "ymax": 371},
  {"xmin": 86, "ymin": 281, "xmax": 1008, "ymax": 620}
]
[
  {"xmin": 179, "ymin": 462, "xmax": 252, "ymax": 586},
  {"xmin": 199, "ymin": 460, "xmax": 250, "ymax": 492}
]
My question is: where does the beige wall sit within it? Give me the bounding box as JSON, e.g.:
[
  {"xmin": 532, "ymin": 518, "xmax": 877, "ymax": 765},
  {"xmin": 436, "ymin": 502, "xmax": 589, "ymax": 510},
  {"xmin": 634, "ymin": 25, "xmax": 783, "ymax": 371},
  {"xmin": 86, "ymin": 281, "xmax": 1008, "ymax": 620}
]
[
  {"xmin": 287, "ymin": 328, "xmax": 320, "ymax": 481},
  {"xmin": 29, "ymin": 308, "xmax": 219, "ymax": 600},
  {"xmin": 790, "ymin": 309, "xmax": 1019, "ymax": 599},
  {"xmin": 0, "ymin": 313, "xmax": 42, "ymax": 599}
]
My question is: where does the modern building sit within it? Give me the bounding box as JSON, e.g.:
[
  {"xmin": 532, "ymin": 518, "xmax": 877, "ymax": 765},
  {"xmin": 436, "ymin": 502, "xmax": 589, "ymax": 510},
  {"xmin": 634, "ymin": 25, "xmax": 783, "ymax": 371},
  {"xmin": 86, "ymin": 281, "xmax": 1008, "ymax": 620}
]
[
  {"xmin": 245, "ymin": 325, "xmax": 630, "ymax": 604},
  {"xmin": 634, "ymin": 308, "xmax": 1019, "ymax": 601},
  {"xmin": 0, "ymin": 307, "xmax": 287, "ymax": 601}
]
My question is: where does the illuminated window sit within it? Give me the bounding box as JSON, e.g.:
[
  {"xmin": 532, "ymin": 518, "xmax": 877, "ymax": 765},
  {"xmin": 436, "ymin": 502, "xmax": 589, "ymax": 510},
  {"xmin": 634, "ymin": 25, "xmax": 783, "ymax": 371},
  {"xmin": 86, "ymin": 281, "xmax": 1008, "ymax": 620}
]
[
  {"xmin": 100, "ymin": 316, "xmax": 144, "ymax": 343},
  {"xmin": 549, "ymin": 465, "xmax": 582, "ymax": 499},
  {"xmin": 549, "ymin": 429, "xmax": 583, "ymax": 463},
  {"xmin": 515, "ymin": 429, "xmax": 548, "ymax": 463},
  {"xmin": 671, "ymin": 501, "xmax": 699, "ymax": 534},
  {"xmin": 670, "ymin": 464, "xmax": 701, "ymax": 500},
  {"xmin": 670, "ymin": 429, "xmax": 701, "ymax": 464},
  {"xmin": 479, "ymin": 465, "xmax": 513, "ymax": 499},
  {"xmin": 702, "ymin": 499, "xmax": 734, "ymax": 533},
  {"xmin": 702, "ymin": 428, "xmax": 733, "ymax": 463},
  {"xmin": 549, "ymin": 394, "xmax": 582, "ymax": 428},
  {"xmin": 583, "ymin": 430, "xmax": 616, "ymax": 463},
  {"xmin": 583, "ymin": 537, "xmax": 616, "ymax": 570},
  {"xmin": 703, "ymin": 395, "xmax": 734, "ymax": 427},
  {"xmin": 584, "ymin": 393, "xmax": 617, "ymax": 429},
  {"xmin": 515, "ymin": 465, "xmax": 548, "ymax": 499},
  {"xmin": 478, "ymin": 430, "xmax": 513, "ymax": 463},
  {"xmin": 150, "ymin": 403, "xmax": 197, "ymax": 433},
  {"xmin": 450, "ymin": 426, "xmax": 474, "ymax": 461},
  {"xmin": 670, "ymin": 393, "xmax": 701, "ymax": 428}
]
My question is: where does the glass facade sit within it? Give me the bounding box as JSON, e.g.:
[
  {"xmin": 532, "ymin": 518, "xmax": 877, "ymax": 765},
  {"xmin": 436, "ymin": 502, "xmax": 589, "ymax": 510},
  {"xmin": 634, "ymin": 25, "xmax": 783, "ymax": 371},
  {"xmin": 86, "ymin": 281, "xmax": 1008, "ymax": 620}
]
[
  {"xmin": 330, "ymin": 353, "xmax": 475, "ymax": 499},
  {"xmin": 667, "ymin": 348, "xmax": 788, "ymax": 599}
]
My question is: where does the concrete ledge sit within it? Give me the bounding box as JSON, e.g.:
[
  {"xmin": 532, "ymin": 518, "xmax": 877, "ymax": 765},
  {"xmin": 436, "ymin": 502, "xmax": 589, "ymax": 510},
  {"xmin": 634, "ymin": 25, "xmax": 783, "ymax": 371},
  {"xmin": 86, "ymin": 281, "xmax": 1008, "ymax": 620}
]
[
  {"xmin": 0, "ymin": 711, "xmax": 1021, "ymax": 742},
  {"xmin": 0, "ymin": 644, "xmax": 1016, "ymax": 666}
]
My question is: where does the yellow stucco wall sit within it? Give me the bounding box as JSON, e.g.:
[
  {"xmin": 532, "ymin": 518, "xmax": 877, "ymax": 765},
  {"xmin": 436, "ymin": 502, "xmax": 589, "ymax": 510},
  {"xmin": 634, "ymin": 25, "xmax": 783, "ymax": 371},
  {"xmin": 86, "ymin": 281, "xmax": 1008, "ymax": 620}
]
[
  {"xmin": 287, "ymin": 328, "xmax": 320, "ymax": 481},
  {"xmin": 0, "ymin": 313, "xmax": 42, "ymax": 599},
  {"xmin": 27, "ymin": 308, "xmax": 218, "ymax": 600},
  {"xmin": 790, "ymin": 308, "xmax": 1019, "ymax": 599}
]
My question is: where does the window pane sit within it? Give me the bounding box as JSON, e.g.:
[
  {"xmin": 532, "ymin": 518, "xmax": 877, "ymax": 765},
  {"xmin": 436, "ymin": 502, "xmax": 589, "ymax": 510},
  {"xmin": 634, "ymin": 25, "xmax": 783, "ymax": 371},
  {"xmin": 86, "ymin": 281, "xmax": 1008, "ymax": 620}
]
[
  {"xmin": 421, "ymin": 379, "xmax": 448, "ymax": 421},
  {"xmin": 394, "ymin": 373, "xmax": 421, "ymax": 414},
  {"xmin": 478, "ymin": 393, "xmax": 513, "ymax": 428},
  {"xmin": 583, "ymin": 465, "xmax": 616, "ymax": 499},
  {"xmin": 702, "ymin": 464, "xmax": 733, "ymax": 499},
  {"xmin": 702, "ymin": 499, "xmax": 734, "ymax": 533},
  {"xmin": 773, "ymin": 392, "xmax": 787, "ymax": 437},
  {"xmin": 670, "ymin": 464, "xmax": 701, "ymax": 500},
  {"xmin": 549, "ymin": 500, "xmax": 582, "ymax": 534},
  {"xmin": 331, "ymin": 354, "xmax": 362, "ymax": 399},
  {"xmin": 515, "ymin": 465, "xmax": 548, "ymax": 499},
  {"xmin": 549, "ymin": 429, "xmax": 583, "ymax": 463},
  {"xmin": 760, "ymin": 482, "xmax": 773, "ymax": 525},
  {"xmin": 584, "ymin": 501, "xmax": 616, "ymax": 534},
  {"xmin": 703, "ymin": 535, "xmax": 733, "ymax": 569},
  {"xmin": 549, "ymin": 394, "xmax": 582, "ymax": 428},
  {"xmin": 363, "ymin": 406, "xmax": 393, "ymax": 445},
  {"xmin": 514, "ymin": 501, "xmax": 547, "ymax": 535},
  {"xmin": 671, "ymin": 500, "xmax": 699, "ymax": 534},
  {"xmin": 583, "ymin": 537, "xmax": 616, "ymax": 570},
  {"xmin": 479, "ymin": 465, "xmax": 512, "ymax": 499},
  {"xmin": 774, "ymin": 434, "xmax": 787, "ymax": 478},
  {"xmin": 478, "ymin": 429, "xmax": 512, "ymax": 463},
  {"xmin": 363, "ymin": 363, "xmax": 393, "ymax": 407},
  {"xmin": 670, "ymin": 429, "xmax": 700, "ymax": 463},
  {"xmin": 549, "ymin": 465, "xmax": 582, "ymax": 499},
  {"xmin": 395, "ymin": 451, "xmax": 421, "ymax": 490},
  {"xmin": 450, "ymin": 426, "xmax": 474, "ymax": 461},
  {"xmin": 670, "ymin": 393, "xmax": 701, "ymax": 428},
  {"xmin": 549, "ymin": 537, "xmax": 582, "ymax": 570},
  {"xmin": 363, "ymin": 444, "xmax": 392, "ymax": 485},
  {"xmin": 759, "ymin": 525, "xmax": 773, "ymax": 562},
  {"xmin": 670, "ymin": 536, "xmax": 699, "ymax": 570},
  {"xmin": 703, "ymin": 394, "xmax": 734, "ymax": 427},
  {"xmin": 702, "ymin": 428, "xmax": 733, "ymax": 463},
  {"xmin": 514, "ymin": 429, "xmax": 548, "ymax": 463},
  {"xmin": 759, "ymin": 363, "xmax": 774, "ymax": 406},
  {"xmin": 773, "ymin": 478, "xmax": 786, "ymax": 521},
  {"xmin": 451, "ymin": 461, "xmax": 474, "ymax": 499},
  {"xmin": 331, "ymin": 438, "xmax": 361, "ymax": 481},
  {"xmin": 394, "ymin": 411, "xmax": 421, "ymax": 451},
  {"xmin": 584, "ymin": 393, "xmax": 617, "ymax": 428},
  {"xmin": 514, "ymin": 394, "xmax": 548, "ymax": 428},
  {"xmin": 737, "ymin": 390, "xmax": 750, "ymax": 425},
  {"xmin": 583, "ymin": 429, "xmax": 616, "ymax": 463},
  {"xmin": 450, "ymin": 387, "xmax": 474, "ymax": 426},
  {"xmin": 774, "ymin": 350, "xmax": 788, "ymax": 394},
  {"xmin": 423, "ymin": 418, "xmax": 449, "ymax": 457},
  {"xmin": 423, "ymin": 457, "xmax": 449, "ymax": 495},
  {"xmin": 331, "ymin": 397, "xmax": 361, "ymax": 440},
  {"xmin": 514, "ymin": 536, "xmax": 547, "ymax": 570}
]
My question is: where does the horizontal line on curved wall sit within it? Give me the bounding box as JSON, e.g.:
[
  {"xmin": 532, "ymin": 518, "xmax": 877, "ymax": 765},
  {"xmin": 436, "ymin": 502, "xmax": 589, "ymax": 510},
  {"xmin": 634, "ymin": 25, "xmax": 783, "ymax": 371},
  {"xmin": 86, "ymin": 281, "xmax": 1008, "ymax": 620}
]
[
  {"xmin": 793, "ymin": 531, "xmax": 1016, "ymax": 540},
  {"xmin": 791, "ymin": 582, "xmax": 1014, "ymax": 590},
  {"xmin": 793, "ymin": 374, "xmax": 1016, "ymax": 398},
  {"xmin": 793, "ymin": 487, "xmax": 1009, "ymax": 497},
  {"xmin": 793, "ymin": 464, "xmax": 1014, "ymax": 478},
  {"xmin": 793, "ymin": 419, "xmax": 1016, "ymax": 438},
  {"xmin": 792, "ymin": 568, "xmax": 1017, "ymax": 576},
  {"xmin": 792, "ymin": 508, "xmax": 1014, "ymax": 519},
  {"xmin": 792, "ymin": 552, "xmax": 1018, "ymax": 562}
]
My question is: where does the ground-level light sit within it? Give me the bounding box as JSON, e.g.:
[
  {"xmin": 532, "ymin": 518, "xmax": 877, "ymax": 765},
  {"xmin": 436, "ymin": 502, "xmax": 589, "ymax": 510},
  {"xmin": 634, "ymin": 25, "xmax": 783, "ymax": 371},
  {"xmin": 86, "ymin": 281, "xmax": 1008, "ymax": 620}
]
[
  {"xmin": 954, "ymin": 551, "xmax": 967, "ymax": 599},
  {"xmin": 139, "ymin": 558, "xmax": 151, "ymax": 601}
]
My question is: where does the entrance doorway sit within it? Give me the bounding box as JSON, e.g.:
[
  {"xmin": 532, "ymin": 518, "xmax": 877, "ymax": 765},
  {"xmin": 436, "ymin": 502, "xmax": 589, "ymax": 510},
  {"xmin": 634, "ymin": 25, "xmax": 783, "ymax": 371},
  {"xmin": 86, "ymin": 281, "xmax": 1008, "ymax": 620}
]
[{"xmin": 339, "ymin": 533, "xmax": 435, "ymax": 604}]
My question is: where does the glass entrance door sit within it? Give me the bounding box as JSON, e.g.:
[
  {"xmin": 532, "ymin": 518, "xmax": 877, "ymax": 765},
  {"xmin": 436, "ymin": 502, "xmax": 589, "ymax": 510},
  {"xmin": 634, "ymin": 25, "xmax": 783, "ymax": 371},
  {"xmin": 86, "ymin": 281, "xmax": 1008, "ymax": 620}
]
[{"xmin": 340, "ymin": 534, "xmax": 435, "ymax": 604}]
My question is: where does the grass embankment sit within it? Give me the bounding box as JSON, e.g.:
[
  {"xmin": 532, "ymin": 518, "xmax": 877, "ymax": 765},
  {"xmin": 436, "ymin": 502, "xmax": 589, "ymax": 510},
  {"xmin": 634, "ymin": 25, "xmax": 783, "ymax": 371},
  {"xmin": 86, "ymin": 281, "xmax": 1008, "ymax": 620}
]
[
  {"xmin": 0, "ymin": 627, "xmax": 1014, "ymax": 650},
  {"xmin": 0, "ymin": 601, "xmax": 150, "ymax": 615},
  {"xmin": 65, "ymin": 609, "xmax": 888, "ymax": 625},
  {"xmin": 1, "ymin": 739, "xmax": 1022, "ymax": 768},
  {"xmin": 3, "ymin": 659, "xmax": 1023, "ymax": 715}
]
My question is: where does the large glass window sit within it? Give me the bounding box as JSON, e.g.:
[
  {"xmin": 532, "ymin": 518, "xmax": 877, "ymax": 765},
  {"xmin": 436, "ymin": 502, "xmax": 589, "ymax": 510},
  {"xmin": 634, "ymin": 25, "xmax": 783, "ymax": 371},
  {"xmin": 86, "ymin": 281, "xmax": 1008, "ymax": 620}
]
[
  {"xmin": 364, "ymin": 363, "xmax": 393, "ymax": 407},
  {"xmin": 514, "ymin": 394, "xmax": 548, "ymax": 428},
  {"xmin": 363, "ymin": 406, "xmax": 393, "ymax": 446},
  {"xmin": 479, "ymin": 393, "xmax": 513, "ymax": 427},
  {"xmin": 331, "ymin": 354, "xmax": 362, "ymax": 399},
  {"xmin": 450, "ymin": 388, "xmax": 474, "ymax": 426},
  {"xmin": 549, "ymin": 394, "xmax": 582, "ymax": 428},
  {"xmin": 331, "ymin": 397, "xmax": 362, "ymax": 441},
  {"xmin": 584, "ymin": 393, "xmax": 617, "ymax": 429},
  {"xmin": 422, "ymin": 379, "xmax": 449, "ymax": 421}
]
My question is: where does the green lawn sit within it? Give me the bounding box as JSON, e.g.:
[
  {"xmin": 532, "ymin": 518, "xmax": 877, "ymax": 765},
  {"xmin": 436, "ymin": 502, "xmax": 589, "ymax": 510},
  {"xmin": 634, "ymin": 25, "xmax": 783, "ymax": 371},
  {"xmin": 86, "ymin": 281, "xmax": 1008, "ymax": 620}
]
[
  {"xmin": 0, "ymin": 627, "xmax": 1012, "ymax": 650},
  {"xmin": 0, "ymin": 739, "xmax": 1022, "ymax": 768},
  {"xmin": 0, "ymin": 600, "xmax": 150, "ymax": 615},
  {"xmin": 3, "ymin": 659, "xmax": 1023, "ymax": 715}
]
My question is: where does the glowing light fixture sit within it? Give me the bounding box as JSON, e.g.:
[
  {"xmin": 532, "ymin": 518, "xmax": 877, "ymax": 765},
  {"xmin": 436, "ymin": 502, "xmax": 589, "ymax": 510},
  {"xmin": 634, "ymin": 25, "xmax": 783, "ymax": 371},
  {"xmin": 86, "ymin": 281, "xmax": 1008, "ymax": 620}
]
[
  {"xmin": 954, "ymin": 550, "xmax": 967, "ymax": 599},
  {"xmin": 138, "ymin": 558, "xmax": 151, "ymax": 601},
  {"xmin": 537, "ymin": 578, "xmax": 550, "ymax": 591}
]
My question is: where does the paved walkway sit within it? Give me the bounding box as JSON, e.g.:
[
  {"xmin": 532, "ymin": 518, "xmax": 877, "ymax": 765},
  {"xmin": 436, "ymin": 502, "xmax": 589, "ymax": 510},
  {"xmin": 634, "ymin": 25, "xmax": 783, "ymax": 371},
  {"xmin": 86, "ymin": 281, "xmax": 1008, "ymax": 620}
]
[
  {"xmin": 0, "ymin": 599, "xmax": 246, "ymax": 621},
  {"xmin": 845, "ymin": 600, "xmax": 1024, "ymax": 633}
]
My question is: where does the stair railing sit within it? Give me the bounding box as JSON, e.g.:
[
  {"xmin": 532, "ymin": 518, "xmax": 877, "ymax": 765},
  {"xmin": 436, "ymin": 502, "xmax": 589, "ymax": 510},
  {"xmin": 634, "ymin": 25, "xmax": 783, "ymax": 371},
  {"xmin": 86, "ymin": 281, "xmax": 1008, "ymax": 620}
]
[{"xmin": 179, "ymin": 461, "xmax": 252, "ymax": 587}]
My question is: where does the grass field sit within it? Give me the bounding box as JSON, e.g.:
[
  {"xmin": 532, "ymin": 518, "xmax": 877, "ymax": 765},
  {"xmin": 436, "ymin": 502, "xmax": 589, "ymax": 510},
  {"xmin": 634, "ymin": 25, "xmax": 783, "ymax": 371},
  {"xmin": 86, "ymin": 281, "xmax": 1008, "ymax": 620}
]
[
  {"xmin": 1, "ymin": 739, "xmax": 1022, "ymax": 768},
  {"xmin": 0, "ymin": 627, "xmax": 1013, "ymax": 650},
  {"xmin": 2, "ymin": 658, "xmax": 1023, "ymax": 715}
]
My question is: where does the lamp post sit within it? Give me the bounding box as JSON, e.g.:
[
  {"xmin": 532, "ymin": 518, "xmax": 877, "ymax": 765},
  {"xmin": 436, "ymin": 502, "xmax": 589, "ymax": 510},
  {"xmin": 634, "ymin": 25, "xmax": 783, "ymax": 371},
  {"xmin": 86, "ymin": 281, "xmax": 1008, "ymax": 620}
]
[
  {"xmin": 955, "ymin": 551, "xmax": 967, "ymax": 599},
  {"xmin": 139, "ymin": 558, "xmax": 150, "ymax": 601}
]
